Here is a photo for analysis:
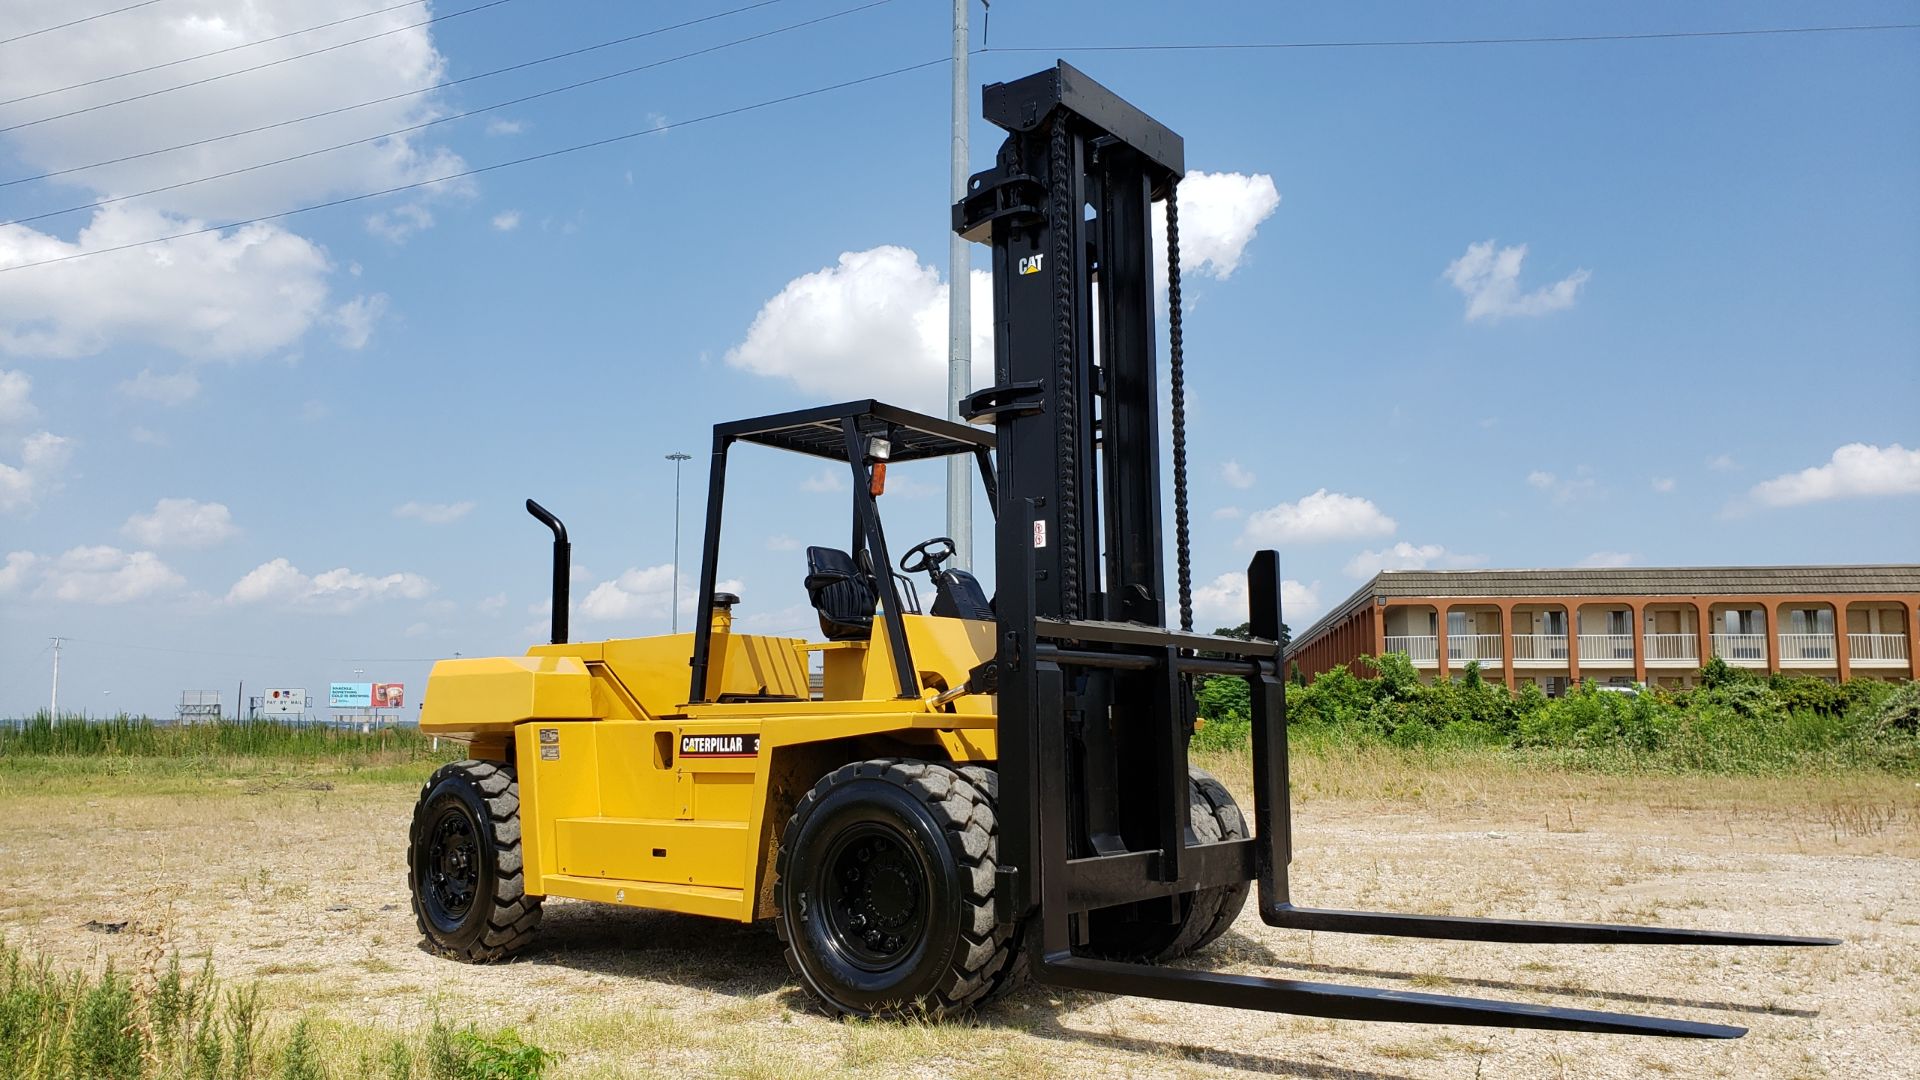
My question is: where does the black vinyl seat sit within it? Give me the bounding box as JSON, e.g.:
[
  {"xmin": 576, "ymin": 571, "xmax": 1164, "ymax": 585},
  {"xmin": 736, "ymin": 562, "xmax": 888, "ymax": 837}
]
[
  {"xmin": 930, "ymin": 568, "xmax": 994, "ymax": 621},
  {"xmin": 804, "ymin": 546, "xmax": 876, "ymax": 641}
]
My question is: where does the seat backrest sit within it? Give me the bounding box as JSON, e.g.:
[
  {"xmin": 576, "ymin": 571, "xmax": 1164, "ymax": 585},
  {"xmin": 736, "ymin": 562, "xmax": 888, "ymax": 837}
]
[
  {"xmin": 804, "ymin": 546, "xmax": 876, "ymax": 641},
  {"xmin": 930, "ymin": 568, "xmax": 994, "ymax": 621}
]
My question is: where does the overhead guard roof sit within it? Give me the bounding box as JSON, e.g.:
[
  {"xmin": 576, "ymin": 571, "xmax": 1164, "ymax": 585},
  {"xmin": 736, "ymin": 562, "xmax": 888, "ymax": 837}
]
[{"xmin": 714, "ymin": 400, "xmax": 994, "ymax": 463}]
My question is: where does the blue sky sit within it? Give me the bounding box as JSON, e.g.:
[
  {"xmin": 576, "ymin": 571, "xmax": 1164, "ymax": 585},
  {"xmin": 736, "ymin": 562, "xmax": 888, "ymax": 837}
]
[{"xmin": 1, "ymin": 0, "xmax": 1915, "ymax": 718}]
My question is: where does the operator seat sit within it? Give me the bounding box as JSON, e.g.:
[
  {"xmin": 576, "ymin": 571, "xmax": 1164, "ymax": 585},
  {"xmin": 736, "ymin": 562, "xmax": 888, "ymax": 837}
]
[
  {"xmin": 930, "ymin": 568, "xmax": 994, "ymax": 621},
  {"xmin": 804, "ymin": 546, "xmax": 876, "ymax": 641}
]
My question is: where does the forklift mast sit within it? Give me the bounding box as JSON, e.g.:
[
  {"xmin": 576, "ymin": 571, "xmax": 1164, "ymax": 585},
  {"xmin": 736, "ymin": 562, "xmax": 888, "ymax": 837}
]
[{"xmin": 955, "ymin": 62, "xmax": 1831, "ymax": 1037}]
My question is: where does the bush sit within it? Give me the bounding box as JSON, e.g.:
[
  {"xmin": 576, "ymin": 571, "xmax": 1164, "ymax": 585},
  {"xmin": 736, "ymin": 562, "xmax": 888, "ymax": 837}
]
[{"xmin": 1190, "ymin": 658, "xmax": 1916, "ymax": 775}]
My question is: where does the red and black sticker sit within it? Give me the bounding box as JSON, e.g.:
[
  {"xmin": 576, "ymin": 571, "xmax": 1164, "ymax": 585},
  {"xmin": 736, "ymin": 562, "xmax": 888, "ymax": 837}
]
[{"xmin": 679, "ymin": 733, "xmax": 760, "ymax": 757}]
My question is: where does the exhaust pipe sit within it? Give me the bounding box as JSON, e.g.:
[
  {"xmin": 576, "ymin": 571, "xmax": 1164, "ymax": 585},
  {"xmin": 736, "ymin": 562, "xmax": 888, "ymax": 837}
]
[{"xmin": 525, "ymin": 499, "xmax": 569, "ymax": 644}]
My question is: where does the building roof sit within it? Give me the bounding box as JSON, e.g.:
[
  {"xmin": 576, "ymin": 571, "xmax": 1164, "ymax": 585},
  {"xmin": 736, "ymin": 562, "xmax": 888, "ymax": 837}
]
[{"xmin": 1293, "ymin": 565, "xmax": 1920, "ymax": 652}]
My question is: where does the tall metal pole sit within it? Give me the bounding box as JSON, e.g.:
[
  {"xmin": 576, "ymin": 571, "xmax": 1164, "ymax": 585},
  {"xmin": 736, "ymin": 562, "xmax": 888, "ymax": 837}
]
[
  {"xmin": 945, "ymin": 0, "xmax": 973, "ymax": 570},
  {"xmin": 667, "ymin": 451, "xmax": 691, "ymax": 633},
  {"xmin": 49, "ymin": 636, "xmax": 61, "ymax": 717}
]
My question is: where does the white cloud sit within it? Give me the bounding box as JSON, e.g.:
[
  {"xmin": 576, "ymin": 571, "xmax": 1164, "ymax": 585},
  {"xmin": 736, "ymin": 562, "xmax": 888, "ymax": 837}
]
[
  {"xmin": 1750, "ymin": 443, "xmax": 1920, "ymax": 507},
  {"xmin": 1344, "ymin": 542, "xmax": 1485, "ymax": 579},
  {"xmin": 1152, "ymin": 171, "xmax": 1282, "ymax": 281},
  {"xmin": 580, "ymin": 565, "xmax": 742, "ymax": 623},
  {"xmin": 1243, "ymin": 489, "xmax": 1395, "ymax": 545},
  {"xmin": 1220, "ymin": 460, "xmax": 1256, "ymax": 489},
  {"xmin": 765, "ymin": 534, "xmax": 802, "ymax": 552},
  {"xmin": 34, "ymin": 545, "xmax": 183, "ymax": 604},
  {"xmin": 116, "ymin": 367, "xmax": 201, "ymax": 406},
  {"xmin": 0, "ymin": 551, "xmax": 37, "ymax": 593},
  {"xmin": 330, "ymin": 293, "xmax": 388, "ymax": 349},
  {"xmin": 491, "ymin": 210, "xmax": 522, "ymax": 232},
  {"xmin": 1707, "ymin": 453, "xmax": 1739, "ymax": 472},
  {"xmin": 1578, "ymin": 551, "xmax": 1635, "ymax": 568},
  {"xmin": 227, "ymin": 557, "xmax": 432, "ymax": 612},
  {"xmin": 1444, "ymin": 240, "xmax": 1588, "ymax": 322},
  {"xmin": 1651, "ymin": 476, "xmax": 1676, "ymax": 493},
  {"xmin": 485, "ymin": 118, "xmax": 525, "ymax": 136},
  {"xmin": 1192, "ymin": 570, "xmax": 1321, "ymax": 626},
  {"xmin": 121, "ymin": 497, "xmax": 236, "ymax": 547},
  {"xmin": 1525, "ymin": 468, "xmax": 1597, "ymax": 504},
  {"xmin": 129, "ymin": 426, "xmax": 168, "ymax": 446},
  {"xmin": 0, "ymin": 0, "xmax": 469, "ymax": 362},
  {"xmin": 0, "ymin": 430, "xmax": 73, "ymax": 513},
  {"xmin": 0, "ymin": 369, "xmax": 34, "ymax": 423},
  {"xmin": 365, "ymin": 202, "xmax": 435, "ymax": 244},
  {"xmin": 800, "ymin": 468, "xmax": 847, "ymax": 493},
  {"xmin": 393, "ymin": 500, "xmax": 474, "ymax": 525},
  {"xmin": 477, "ymin": 592, "xmax": 507, "ymax": 615},
  {"xmin": 1211, "ymin": 505, "xmax": 1243, "ymax": 521},
  {"xmin": 726, "ymin": 246, "xmax": 992, "ymax": 414},
  {"xmin": 0, "ymin": 207, "xmax": 332, "ymax": 360}
]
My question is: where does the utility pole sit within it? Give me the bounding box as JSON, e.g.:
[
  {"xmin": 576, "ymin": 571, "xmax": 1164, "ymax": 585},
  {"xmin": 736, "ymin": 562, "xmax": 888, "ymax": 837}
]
[
  {"xmin": 49, "ymin": 636, "xmax": 61, "ymax": 717},
  {"xmin": 945, "ymin": 0, "xmax": 973, "ymax": 570},
  {"xmin": 666, "ymin": 451, "xmax": 692, "ymax": 633}
]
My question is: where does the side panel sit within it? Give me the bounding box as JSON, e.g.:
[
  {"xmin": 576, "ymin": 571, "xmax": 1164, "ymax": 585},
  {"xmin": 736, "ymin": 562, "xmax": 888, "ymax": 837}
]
[{"xmin": 512, "ymin": 720, "xmax": 603, "ymax": 897}]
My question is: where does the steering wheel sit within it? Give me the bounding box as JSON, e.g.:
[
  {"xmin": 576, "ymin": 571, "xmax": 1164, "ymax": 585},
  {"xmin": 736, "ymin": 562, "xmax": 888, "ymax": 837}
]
[{"xmin": 900, "ymin": 536, "xmax": 956, "ymax": 575}]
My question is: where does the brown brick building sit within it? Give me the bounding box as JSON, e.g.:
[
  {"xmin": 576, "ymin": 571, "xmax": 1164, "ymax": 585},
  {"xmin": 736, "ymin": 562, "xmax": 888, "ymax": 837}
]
[{"xmin": 1288, "ymin": 565, "xmax": 1920, "ymax": 690}]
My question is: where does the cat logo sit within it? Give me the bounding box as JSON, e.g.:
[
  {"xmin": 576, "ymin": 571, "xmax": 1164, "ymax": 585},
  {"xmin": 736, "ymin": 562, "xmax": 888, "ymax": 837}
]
[{"xmin": 1018, "ymin": 254, "xmax": 1045, "ymax": 276}]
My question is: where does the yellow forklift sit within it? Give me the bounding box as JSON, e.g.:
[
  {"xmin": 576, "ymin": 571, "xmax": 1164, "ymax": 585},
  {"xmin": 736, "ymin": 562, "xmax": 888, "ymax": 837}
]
[{"xmin": 411, "ymin": 62, "xmax": 1832, "ymax": 1035}]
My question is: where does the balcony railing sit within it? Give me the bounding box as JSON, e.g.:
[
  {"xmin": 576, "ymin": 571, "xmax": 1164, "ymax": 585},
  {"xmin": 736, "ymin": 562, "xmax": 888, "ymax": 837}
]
[
  {"xmin": 1777, "ymin": 633, "xmax": 1837, "ymax": 663},
  {"xmin": 1384, "ymin": 635, "xmax": 1436, "ymax": 663},
  {"xmin": 1848, "ymin": 633, "xmax": 1910, "ymax": 664},
  {"xmin": 1511, "ymin": 634, "xmax": 1568, "ymax": 662},
  {"xmin": 1711, "ymin": 633, "xmax": 1769, "ymax": 663},
  {"xmin": 1447, "ymin": 634, "xmax": 1503, "ymax": 664},
  {"xmin": 1642, "ymin": 633, "xmax": 1698, "ymax": 663},
  {"xmin": 1577, "ymin": 633, "xmax": 1635, "ymax": 662}
]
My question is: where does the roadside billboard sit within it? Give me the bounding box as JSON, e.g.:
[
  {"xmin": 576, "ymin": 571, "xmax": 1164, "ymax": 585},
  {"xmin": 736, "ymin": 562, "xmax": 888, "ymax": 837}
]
[
  {"xmin": 372, "ymin": 682, "xmax": 405, "ymax": 709},
  {"xmin": 260, "ymin": 688, "xmax": 307, "ymax": 716},
  {"xmin": 329, "ymin": 682, "xmax": 372, "ymax": 709}
]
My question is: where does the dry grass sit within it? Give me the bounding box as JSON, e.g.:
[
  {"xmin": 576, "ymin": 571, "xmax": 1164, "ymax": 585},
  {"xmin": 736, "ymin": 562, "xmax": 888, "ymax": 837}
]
[{"xmin": 2, "ymin": 750, "xmax": 1915, "ymax": 1078}]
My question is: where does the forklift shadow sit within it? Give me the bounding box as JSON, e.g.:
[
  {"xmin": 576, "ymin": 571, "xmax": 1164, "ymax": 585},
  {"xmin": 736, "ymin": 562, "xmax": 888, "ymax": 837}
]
[
  {"xmin": 1259, "ymin": 959, "xmax": 1820, "ymax": 1020},
  {"xmin": 519, "ymin": 900, "xmax": 789, "ymax": 998},
  {"xmin": 981, "ymin": 993, "xmax": 1418, "ymax": 1080}
]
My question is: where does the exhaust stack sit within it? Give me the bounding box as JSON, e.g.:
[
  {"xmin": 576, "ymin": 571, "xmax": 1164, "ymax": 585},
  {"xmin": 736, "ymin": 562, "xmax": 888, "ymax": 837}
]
[{"xmin": 525, "ymin": 499, "xmax": 569, "ymax": 644}]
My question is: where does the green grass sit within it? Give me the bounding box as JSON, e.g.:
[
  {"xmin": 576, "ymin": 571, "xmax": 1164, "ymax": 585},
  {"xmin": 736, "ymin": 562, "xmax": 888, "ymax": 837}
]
[
  {"xmin": 0, "ymin": 713, "xmax": 446, "ymax": 759},
  {"xmin": 0, "ymin": 939, "xmax": 554, "ymax": 1080}
]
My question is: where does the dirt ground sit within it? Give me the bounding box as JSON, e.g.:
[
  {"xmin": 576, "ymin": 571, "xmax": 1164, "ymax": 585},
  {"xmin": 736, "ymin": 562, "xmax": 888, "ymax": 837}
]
[{"xmin": 2, "ymin": 762, "xmax": 1915, "ymax": 1079}]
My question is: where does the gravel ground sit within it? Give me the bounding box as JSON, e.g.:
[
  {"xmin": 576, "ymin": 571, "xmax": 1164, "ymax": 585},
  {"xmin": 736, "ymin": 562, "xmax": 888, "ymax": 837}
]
[{"xmin": 2, "ymin": 768, "xmax": 1914, "ymax": 1079}]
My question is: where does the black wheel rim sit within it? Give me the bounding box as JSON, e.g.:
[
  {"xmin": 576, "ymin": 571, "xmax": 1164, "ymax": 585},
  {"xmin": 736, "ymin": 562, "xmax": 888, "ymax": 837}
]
[
  {"xmin": 423, "ymin": 803, "xmax": 481, "ymax": 929},
  {"xmin": 820, "ymin": 823, "xmax": 928, "ymax": 971}
]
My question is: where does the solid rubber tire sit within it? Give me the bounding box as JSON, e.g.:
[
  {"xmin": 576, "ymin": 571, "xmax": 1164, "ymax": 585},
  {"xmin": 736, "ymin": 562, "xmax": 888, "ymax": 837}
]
[
  {"xmin": 775, "ymin": 758, "xmax": 1016, "ymax": 1017},
  {"xmin": 407, "ymin": 759, "xmax": 542, "ymax": 962}
]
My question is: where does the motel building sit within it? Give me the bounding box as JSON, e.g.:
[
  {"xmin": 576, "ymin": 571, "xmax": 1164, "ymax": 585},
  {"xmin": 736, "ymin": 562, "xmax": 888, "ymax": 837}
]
[{"xmin": 1287, "ymin": 565, "xmax": 1920, "ymax": 692}]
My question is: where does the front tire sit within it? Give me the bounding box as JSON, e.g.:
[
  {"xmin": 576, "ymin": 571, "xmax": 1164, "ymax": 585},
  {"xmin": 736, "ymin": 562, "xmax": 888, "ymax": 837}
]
[
  {"xmin": 408, "ymin": 759, "xmax": 542, "ymax": 962},
  {"xmin": 1082, "ymin": 765, "xmax": 1250, "ymax": 962},
  {"xmin": 775, "ymin": 759, "xmax": 1016, "ymax": 1017}
]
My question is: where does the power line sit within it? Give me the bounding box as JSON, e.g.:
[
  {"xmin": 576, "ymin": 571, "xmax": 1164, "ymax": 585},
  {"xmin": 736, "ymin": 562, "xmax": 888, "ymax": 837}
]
[
  {"xmin": 980, "ymin": 22, "xmax": 1920, "ymax": 55},
  {"xmin": 0, "ymin": 0, "xmax": 518, "ymax": 135},
  {"xmin": 0, "ymin": 0, "xmax": 796, "ymax": 190},
  {"xmin": 1, "ymin": 0, "xmax": 426, "ymax": 108},
  {"xmin": 59, "ymin": 636, "xmax": 443, "ymax": 664},
  {"xmin": 0, "ymin": 56, "xmax": 950, "ymax": 274},
  {"xmin": 0, "ymin": 0, "xmax": 884, "ymax": 225},
  {"xmin": 0, "ymin": 0, "xmax": 171, "ymax": 48}
]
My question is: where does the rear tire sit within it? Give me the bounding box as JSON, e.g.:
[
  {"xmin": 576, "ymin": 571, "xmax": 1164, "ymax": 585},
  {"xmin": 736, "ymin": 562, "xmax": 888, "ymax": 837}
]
[
  {"xmin": 408, "ymin": 759, "xmax": 542, "ymax": 962},
  {"xmin": 1081, "ymin": 765, "xmax": 1249, "ymax": 963},
  {"xmin": 775, "ymin": 759, "xmax": 1016, "ymax": 1018}
]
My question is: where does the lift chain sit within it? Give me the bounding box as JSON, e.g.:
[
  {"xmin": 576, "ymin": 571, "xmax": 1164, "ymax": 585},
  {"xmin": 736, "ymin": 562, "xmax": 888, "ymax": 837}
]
[
  {"xmin": 1049, "ymin": 113, "xmax": 1083, "ymax": 619},
  {"xmin": 1166, "ymin": 178, "xmax": 1193, "ymax": 633}
]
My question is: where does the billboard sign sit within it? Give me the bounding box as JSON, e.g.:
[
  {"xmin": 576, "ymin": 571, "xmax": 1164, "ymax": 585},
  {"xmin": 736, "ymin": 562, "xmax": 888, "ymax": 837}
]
[
  {"xmin": 260, "ymin": 688, "xmax": 307, "ymax": 716},
  {"xmin": 329, "ymin": 682, "xmax": 372, "ymax": 709},
  {"xmin": 373, "ymin": 682, "xmax": 405, "ymax": 709}
]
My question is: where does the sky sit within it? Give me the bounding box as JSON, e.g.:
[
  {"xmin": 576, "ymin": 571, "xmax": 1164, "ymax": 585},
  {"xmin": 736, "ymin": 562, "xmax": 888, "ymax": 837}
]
[{"xmin": 1, "ymin": 0, "xmax": 1916, "ymax": 719}]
